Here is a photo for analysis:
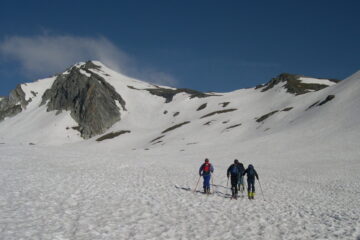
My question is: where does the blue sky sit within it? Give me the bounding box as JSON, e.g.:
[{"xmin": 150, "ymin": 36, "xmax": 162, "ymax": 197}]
[{"xmin": 0, "ymin": 0, "xmax": 359, "ymax": 96}]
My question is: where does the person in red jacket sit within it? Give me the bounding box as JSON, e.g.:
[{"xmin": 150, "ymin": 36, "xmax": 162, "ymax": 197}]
[{"xmin": 199, "ymin": 158, "xmax": 214, "ymax": 194}]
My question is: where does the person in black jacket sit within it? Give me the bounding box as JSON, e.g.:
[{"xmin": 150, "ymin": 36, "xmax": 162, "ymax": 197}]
[
  {"xmin": 237, "ymin": 162, "xmax": 245, "ymax": 193},
  {"xmin": 243, "ymin": 164, "xmax": 259, "ymax": 199},
  {"xmin": 227, "ymin": 159, "xmax": 242, "ymax": 199}
]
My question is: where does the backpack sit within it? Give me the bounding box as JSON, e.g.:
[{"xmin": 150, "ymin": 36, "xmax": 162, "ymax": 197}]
[
  {"xmin": 203, "ymin": 163, "xmax": 211, "ymax": 174},
  {"xmin": 230, "ymin": 164, "xmax": 239, "ymax": 175},
  {"xmin": 248, "ymin": 167, "xmax": 255, "ymax": 177}
]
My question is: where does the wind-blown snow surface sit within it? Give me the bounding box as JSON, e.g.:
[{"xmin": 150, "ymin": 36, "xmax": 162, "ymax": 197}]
[
  {"xmin": 0, "ymin": 65, "xmax": 360, "ymax": 239},
  {"xmin": 1, "ymin": 139, "xmax": 360, "ymax": 240}
]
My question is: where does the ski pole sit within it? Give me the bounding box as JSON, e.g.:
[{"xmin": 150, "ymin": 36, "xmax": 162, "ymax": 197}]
[
  {"xmin": 211, "ymin": 174, "xmax": 215, "ymax": 193},
  {"xmin": 227, "ymin": 176, "xmax": 230, "ymax": 195},
  {"xmin": 257, "ymin": 178, "xmax": 265, "ymax": 201},
  {"xmin": 193, "ymin": 175, "xmax": 201, "ymax": 192}
]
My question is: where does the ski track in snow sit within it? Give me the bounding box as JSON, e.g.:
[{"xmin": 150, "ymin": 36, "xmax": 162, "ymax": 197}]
[{"xmin": 0, "ymin": 145, "xmax": 359, "ymax": 240}]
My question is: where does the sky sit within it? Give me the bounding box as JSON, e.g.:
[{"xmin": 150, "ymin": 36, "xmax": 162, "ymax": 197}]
[{"xmin": 0, "ymin": 0, "xmax": 359, "ymax": 96}]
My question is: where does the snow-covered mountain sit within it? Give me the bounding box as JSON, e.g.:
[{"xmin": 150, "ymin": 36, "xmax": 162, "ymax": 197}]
[
  {"xmin": 0, "ymin": 61, "xmax": 350, "ymax": 148},
  {"xmin": 1, "ymin": 61, "xmax": 360, "ymax": 240}
]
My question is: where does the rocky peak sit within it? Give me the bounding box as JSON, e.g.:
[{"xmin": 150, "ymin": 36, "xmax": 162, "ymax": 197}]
[
  {"xmin": 41, "ymin": 61, "xmax": 126, "ymax": 139},
  {"xmin": 257, "ymin": 73, "xmax": 339, "ymax": 95}
]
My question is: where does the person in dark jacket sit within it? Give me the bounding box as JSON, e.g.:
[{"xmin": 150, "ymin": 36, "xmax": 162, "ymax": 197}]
[
  {"xmin": 199, "ymin": 158, "xmax": 214, "ymax": 194},
  {"xmin": 227, "ymin": 159, "xmax": 242, "ymax": 199},
  {"xmin": 243, "ymin": 164, "xmax": 259, "ymax": 199},
  {"xmin": 237, "ymin": 162, "xmax": 246, "ymax": 193}
]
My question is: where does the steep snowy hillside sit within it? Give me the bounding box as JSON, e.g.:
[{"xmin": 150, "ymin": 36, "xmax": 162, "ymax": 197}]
[{"xmin": 0, "ymin": 62, "xmax": 359, "ymax": 240}]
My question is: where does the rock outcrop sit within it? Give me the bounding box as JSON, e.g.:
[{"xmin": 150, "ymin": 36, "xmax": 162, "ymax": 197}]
[
  {"xmin": 128, "ymin": 85, "xmax": 214, "ymax": 103},
  {"xmin": 145, "ymin": 87, "xmax": 213, "ymax": 103},
  {"xmin": 0, "ymin": 85, "xmax": 29, "ymax": 121},
  {"xmin": 41, "ymin": 61, "xmax": 126, "ymax": 139},
  {"xmin": 257, "ymin": 73, "xmax": 339, "ymax": 95}
]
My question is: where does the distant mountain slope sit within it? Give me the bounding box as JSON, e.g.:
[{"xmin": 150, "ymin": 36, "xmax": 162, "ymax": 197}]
[{"xmin": 1, "ymin": 61, "xmax": 358, "ymax": 150}]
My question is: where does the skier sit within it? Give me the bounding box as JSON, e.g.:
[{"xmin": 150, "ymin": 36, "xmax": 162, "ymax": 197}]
[
  {"xmin": 199, "ymin": 158, "xmax": 214, "ymax": 194},
  {"xmin": 237, "ymin": 161, "xmax": 246, "ymax": 194},
  {"xmin": 243, "ymin": 164, "xmax": 259, "ymax": 199},
  {"xmin": 227, "ymin": 159, "xmax": 242, "ymax": 199}
]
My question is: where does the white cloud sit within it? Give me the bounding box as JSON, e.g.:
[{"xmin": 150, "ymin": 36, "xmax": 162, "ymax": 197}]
[
  {"xmin": 137, "ymin": 69, "xmax": 178, "ymax": 87},
  {"xmin": 0, "ymin": 35, "xmax": 178, "ymax": 86}
]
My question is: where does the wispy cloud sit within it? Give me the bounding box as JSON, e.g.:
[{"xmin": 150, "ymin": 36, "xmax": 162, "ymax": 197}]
[
  {"xmin": 136, "ymin": 69, "xmax": 178, "ymax": 87},
  {"xmin": 0, "ymin": 34, "xmax": 178, "ymax": 86}
]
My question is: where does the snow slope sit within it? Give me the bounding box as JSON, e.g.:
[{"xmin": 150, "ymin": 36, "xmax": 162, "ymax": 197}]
[
  {"xmin": 299, "ymin": 76, "xmax": 337, "ymax": 86},
  {"xmin": 0, "ymin": 63, "xmax": 359, "ymax": 239}
]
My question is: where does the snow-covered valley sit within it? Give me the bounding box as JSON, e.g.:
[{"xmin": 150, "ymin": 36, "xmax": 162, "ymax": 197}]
[{"xmin": 0, "ymin": 62, "xmax": 359, "ymax": 239}]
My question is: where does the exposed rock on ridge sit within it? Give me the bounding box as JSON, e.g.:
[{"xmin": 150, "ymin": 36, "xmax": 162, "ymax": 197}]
[
  {"xmin": 128, "ymin": 85, "xmax": 214, "ymax": 103},
  {"xmin": 41, "ymin": 62, "xmax": 126, "ymax": 139},
  {"xmin": 145, "ymin": 88, "xmax": 213, "ymax": 103},
  {"xmin": 0, "ymin": 85, "xmax": 29, "ymax": 121},
  {"xmin": 257, "ymin": 73, "xmax": 339, "ymax": 95}
]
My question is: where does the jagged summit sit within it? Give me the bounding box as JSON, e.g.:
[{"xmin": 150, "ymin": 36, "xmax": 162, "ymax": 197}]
[{"xmin": 41, "ymin": 61, "xmax": 127, "ymax": 139}]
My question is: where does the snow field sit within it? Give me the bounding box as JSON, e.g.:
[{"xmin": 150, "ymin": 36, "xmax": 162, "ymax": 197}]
[{"xmin": 0, "ymin": 143, "xmax": 359, "ymax": 240}]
